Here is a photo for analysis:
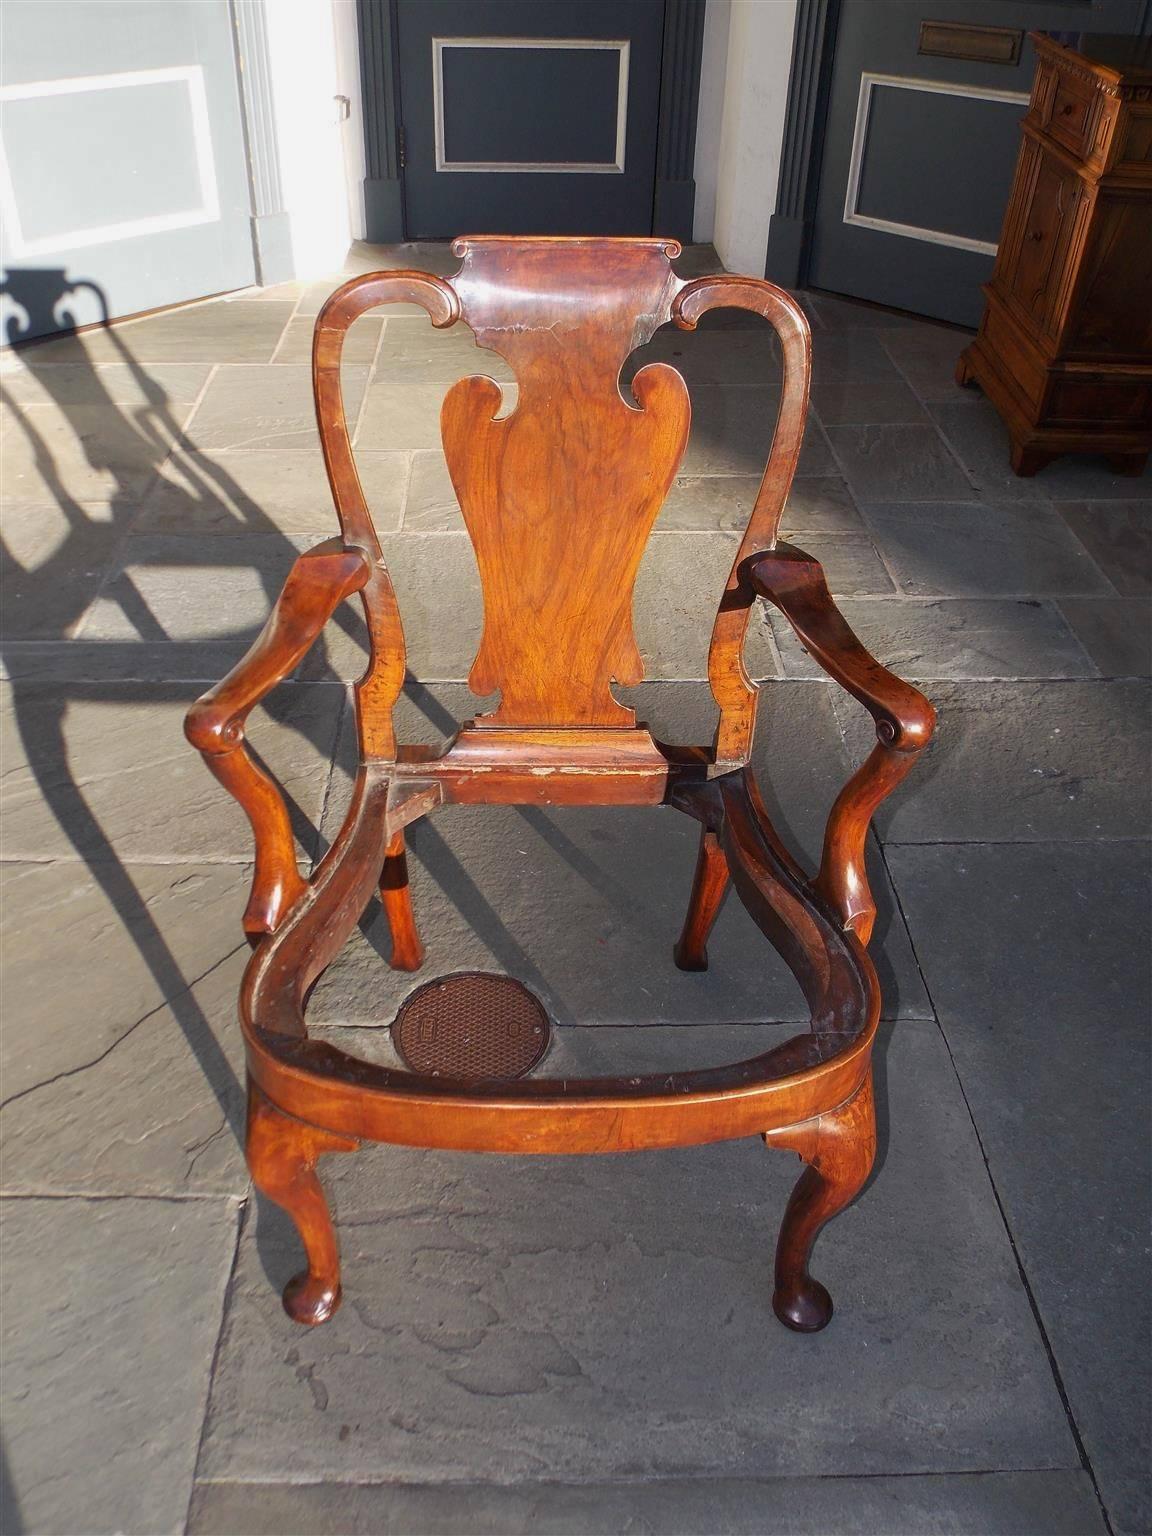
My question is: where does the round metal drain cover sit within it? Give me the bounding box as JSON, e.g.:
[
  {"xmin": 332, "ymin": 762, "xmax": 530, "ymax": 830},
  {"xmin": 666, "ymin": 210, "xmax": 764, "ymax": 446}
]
[{"xmin": 392, "ymin": 972, "xmax": 550, "ymax": 1080}]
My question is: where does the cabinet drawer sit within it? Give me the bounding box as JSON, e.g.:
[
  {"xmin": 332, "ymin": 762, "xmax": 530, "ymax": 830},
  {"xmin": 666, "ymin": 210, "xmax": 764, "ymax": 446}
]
[{"xmin": 1040, "ymin": 63, "xmax": 1100, "ymax": 161}]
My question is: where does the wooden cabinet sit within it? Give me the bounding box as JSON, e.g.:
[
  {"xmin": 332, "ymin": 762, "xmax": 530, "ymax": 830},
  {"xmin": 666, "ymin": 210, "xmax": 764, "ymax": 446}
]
[{"xmin": 958, "ymin": 34, "xmax": 1152, "ymax": 477}]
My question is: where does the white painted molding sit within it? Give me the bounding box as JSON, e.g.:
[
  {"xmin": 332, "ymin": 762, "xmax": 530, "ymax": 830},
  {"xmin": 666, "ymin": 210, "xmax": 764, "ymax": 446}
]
[
  {"xmin": 711, "ymin": 0, "xmax": 799, "ymax": 276},
  {"xmin": 692, "ymin": 0, "xmax": 731, "ymax": 241},
  {"xmin": 432, "ymin": 37, "xmax": 629, "ymax": 173},
  {"xmin": 0, "ymin": 66, "xmax": 219, "ymax": 256},
  {"xmin": 843, "ymin": 72, "xmax": 1029, "ymax": 257}
]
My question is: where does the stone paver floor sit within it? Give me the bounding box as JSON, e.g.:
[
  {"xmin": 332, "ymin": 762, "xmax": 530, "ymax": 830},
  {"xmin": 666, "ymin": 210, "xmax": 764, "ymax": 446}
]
[{"xmin": 1, "ymin": 244, "xmax": 1148, "ymax": 1536}]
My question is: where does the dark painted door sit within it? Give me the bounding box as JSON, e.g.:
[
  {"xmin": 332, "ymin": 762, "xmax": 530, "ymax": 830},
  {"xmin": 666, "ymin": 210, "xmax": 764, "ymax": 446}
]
[
  {"xmin": 396, "ymin": 0, "xmax": 666, "ymax": 237},
  {"xmin": 808, "ymin": 0, "xmax": 1148, "ymax": 325}
]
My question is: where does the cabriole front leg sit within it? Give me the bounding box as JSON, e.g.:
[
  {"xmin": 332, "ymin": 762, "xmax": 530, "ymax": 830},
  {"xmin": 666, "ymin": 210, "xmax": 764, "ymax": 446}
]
[
  {"xmin": 246, "ymin": 1079, "xmax": 359, "ymax": 1325},
  {"xmin": 765, "ymin": 1071, "xmax": 876, "ymax": 1332}
]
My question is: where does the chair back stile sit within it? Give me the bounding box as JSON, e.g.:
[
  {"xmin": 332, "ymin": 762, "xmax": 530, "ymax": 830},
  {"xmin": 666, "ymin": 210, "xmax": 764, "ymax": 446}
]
[{"xmin": 312, "ymin": 270, "xmax": 459, "ymax": 759}]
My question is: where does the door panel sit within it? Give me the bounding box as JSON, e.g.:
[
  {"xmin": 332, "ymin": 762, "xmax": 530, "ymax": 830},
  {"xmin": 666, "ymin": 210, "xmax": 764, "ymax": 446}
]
[
  {"xmin": 397, "ymin": 0, "xmax": 665, "ymax": 237},
  {"xmin": 438, "ymin": 41, "xmax": 625, "ymax": 166},
  {"xmin": 853, "ymin": 82, "xmax": 1025, "ymax": 247},
  {"xmin": 0, "ymin": 0, "xmax": 255, "ymax": 341},
  {"xmin": 808, "ymin": 0, "xmax": 1148, "ymax": 325}
]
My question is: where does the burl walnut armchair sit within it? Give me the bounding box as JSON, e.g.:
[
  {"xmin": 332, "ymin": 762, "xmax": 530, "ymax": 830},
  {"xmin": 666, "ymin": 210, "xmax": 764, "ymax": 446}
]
[{"xmin": 185, "ymin": 238, "xmax": 934, "ymax": 1334}]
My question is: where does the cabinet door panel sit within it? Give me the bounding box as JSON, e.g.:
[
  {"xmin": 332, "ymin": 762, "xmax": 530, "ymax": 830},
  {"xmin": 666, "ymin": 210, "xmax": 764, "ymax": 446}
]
[{"xmin": 1000, "ymin": 146, "xmax": 1082, "ymax": 335}]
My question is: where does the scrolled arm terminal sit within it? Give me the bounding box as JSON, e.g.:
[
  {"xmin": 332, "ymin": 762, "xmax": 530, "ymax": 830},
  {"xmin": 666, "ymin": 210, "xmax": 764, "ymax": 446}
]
[
  {"xmin": 748, "ymin": 543, "xmax": 936, "ymax": 942},
  {"xmin": 185, "ymin": 539, "xmax": 370, "ymax": 938}
]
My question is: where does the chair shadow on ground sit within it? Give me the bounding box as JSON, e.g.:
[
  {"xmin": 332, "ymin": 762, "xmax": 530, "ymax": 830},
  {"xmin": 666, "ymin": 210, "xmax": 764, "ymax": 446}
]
[
  {"xmin": 0, "ymin": 268, "xmax": 369, "ymax": 1141},
  {"xmin": 0, "ymin": 1431, "xmax": 23, "ymax": 1536}
]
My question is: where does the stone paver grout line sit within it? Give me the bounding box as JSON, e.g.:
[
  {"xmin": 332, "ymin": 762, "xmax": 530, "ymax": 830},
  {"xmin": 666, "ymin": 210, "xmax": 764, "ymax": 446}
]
[
  {"xmin": 266, "ymin": 282, "xmax": 308, "ymax": 365},
  {"xmin": 1045, "ymin": 504, "xmax": 1133, "ymax": 598},
  {"xmin": 1050, "ymin": 495, "xmax": 1152, "ymax": 507},
  {"xmin": 0, "ymin": 1189, "xmax": 246, "ymax": 1203},
  {"xmin": 772, "ymin": 659, "xmax": 1113, "ymax": 685},
  {"xmin": 817, "ymin": 345, "xmax": 976, "ymax": 506},
  {"xmin": 368, "ymin": 307, "xmax": 394, "ymax": 383},
  {"xmin": 875, "ymin": 330, "xmax": 972, "ymax": 417},
  {"xmin": 762, "ymin": 590, "xmax": 1121, "ymax": 602},
  {"xmin": 187, "ymin": 1464, "xmax": 1089, "ymax": 1492},
  {"xmin": 870, "ymin": 331, "xmax": 1009, "ymax": 504},
  {"xmin": 812, "ymin": 427, "xmax": 905, "ymax": 595},
  {"xmin": 767, "ymin": 587, "xmax": 1109, "ymax": 680},
  {"xmin": 0, "ymin": 669, "xmax": 355, "ymax": 686},
  {"xmin": 875, "ymin": 835, "xmax": 1117, "ymax": 1536},
  {"xmin": 847, "ymin": 493, "xmax": 1124, "ymax": 604},
  {"xmin": 870, "ymin": 326, "xmax": 1146, "ymax": 514},
  {"xmin": 0, "ymin": 939, "xmax": 250, "ymax": 1111},
  {"xmin": 0, "ymin": 854, "xmax": 320, "ymax": 867},
  {"xmin": 1046, "ymin": 596, "xmax": 1109, "ymax": 679},
  {"xmin": 184, "ymin": 1196, "xmax": 249, "ymax": 1536},
  {"xmin": 0, "ymin": 854, "xmax": 261, "ymax": 865},
  {"xmin": 5, "ymin": 666, "xmax": 1143, "ymax": 697},
  {"xmin": 134, "ymin": 356, "xmax": 223, "ymax": 514},
  {"xmin": 922, "ymin": 414, "xmax": 981, "ymax": 501},
  {"xmin": 308, "ymin": 684, "xmax": 350, "ymax": 871},
  {"xmin": 69, "ymin": 361, "xmax": 224, "ymax": 643},
  {"xmin": 753, "ymin": 604, "xmax": 785, "ymax": 678},
  {"xmin": 861, "ymin": 835, "xmax": 1152, "ymax": 846},
  {"xmin": 0, "ymin": 1190, "xmax": 246, "ymax": 1206},
  {"xmin": 350, "ymin": 307, "xmax": 390, "ymax": 448},
  {"xmin": 393, "ymin": 449, "xmax": 416, "ymax": 530}
]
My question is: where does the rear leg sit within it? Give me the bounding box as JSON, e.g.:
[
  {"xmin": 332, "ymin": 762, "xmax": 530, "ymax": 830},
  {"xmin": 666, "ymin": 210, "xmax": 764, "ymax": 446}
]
[
  {"xmin": 674, "ymin": 828, "xmax": 730, "ymax": 971},
  {"xmin": 380, "ymin": 829, "xmax": 424, "ymax": 971}
]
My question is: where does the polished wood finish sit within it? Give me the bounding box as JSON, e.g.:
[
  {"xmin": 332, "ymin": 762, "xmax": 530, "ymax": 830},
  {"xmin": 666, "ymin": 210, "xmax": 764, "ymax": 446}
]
[
  {"xmin": 679, "ymin": 275, "xmax": 812, "ymax": 767},
  {"xmin": 673, "ymin": 829, "xmax": 730, "ymax": 971},
  {"xmin": 185, "ymin": 237, "xmax": 934, "ymax": 1333},
  {"xmin": 749, "ymin": 544, "xmax": 935, "ymax": 943},
  {"xmin": 446, "ymin": 242, "xmax": 688, "ymax": 730},
  {"xmin": 960, "ymin": 34, "xmax": 1152, "ymax": 476},
  {"xmin": 379, "ymin": 830, "xmax": 424, "ymax": 971},
  {"xmin": 246, "ymin": 1078, "xmax": 359, "ymax": 1325},
  {"xmin": 765, "ymin": 1071, "xmax": 876, "ymax": 1331},
  {"xmin": 185, "ymin": 538, "xmax": 370, "ymax": 937}
]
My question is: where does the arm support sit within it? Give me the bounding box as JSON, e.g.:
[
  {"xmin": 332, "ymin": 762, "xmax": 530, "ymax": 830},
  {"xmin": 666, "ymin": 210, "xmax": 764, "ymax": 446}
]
[
  {"xmin": 185, "ymin": 538, "xmax": 370, "ymax": 938},
  {"xmin": 749, "ymin": 543, "xmax": 935, "ymax": 944}
]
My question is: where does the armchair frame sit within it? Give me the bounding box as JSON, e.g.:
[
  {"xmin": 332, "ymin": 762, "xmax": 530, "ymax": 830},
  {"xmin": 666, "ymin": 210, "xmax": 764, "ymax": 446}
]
[{"xmin": 186, "ymin": 237, "xmax": 934, "ymax": 1335}]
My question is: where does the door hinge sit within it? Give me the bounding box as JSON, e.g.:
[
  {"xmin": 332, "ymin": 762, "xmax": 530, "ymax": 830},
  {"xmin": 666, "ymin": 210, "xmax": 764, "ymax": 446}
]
[{"xmin": 398, "ymin": 124, "xmax": 407, "ymax": 170}]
